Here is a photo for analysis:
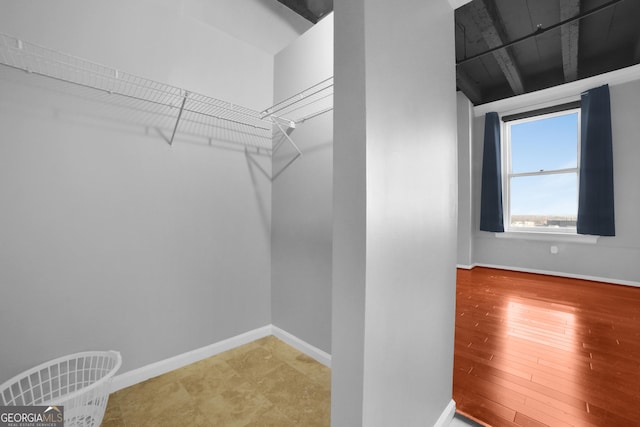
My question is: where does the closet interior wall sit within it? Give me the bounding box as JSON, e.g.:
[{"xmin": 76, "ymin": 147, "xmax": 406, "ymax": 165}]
[
  {"xmin": 0, "ymin": 0, "xmax": 276, "ymax": 382},
  {"xmin": 271, "ymin": 15, "xmax": 334, "ymax": 356}
]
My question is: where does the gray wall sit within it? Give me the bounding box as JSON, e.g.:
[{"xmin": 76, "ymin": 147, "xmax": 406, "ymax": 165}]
[
  {"xmin": 463, "ymin": 79, "xmax": 640, "ymax": 284},
  {"xmin": 457, "ymin": 92, "xmax": 474, "ymax": 267},
  {"xmin": 331, "ymin": 0, "xmax": 368, "ymax": 424},
  {"xmin": 0, "ymin": 0, "xmax": 273, "ymax": 381},
  {"xmin": 271, "ymin": 16, "xmax": 334, "ymax": 354},
  {"xmin": 332, "ymin": 0, "xmax": 458, "ymax": 425}
]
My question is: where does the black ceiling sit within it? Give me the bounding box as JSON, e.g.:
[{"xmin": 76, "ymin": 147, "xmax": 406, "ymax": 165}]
[
  {"xmin": 277, "ymin": 0, "xmax": 333, "ymax": 24},
  {"xmin": 456, "ymin": 0, "xmax": 640, "ymax": 105},
  {"xmin": 278, "ymin": 0, "xmax": 640, "ymax": 106}
]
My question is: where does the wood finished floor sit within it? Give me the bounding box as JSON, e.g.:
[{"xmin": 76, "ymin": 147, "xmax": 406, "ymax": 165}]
[
  {"xmin": 101, "ymin": 336, "xmax": 330, "ymax": 427},
  {"xmin": 454, "ymin": 267, "xmax": 640, "ymax": 427}
]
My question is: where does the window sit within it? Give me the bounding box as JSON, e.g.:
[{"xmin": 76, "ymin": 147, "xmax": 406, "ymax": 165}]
[{"xmin": 503, "ymin": 107, "xmax": 580, "ymax": 233}]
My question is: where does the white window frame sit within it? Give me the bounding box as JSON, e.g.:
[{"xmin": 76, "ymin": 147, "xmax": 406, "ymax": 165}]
[{"xmin": 501, "ymin": 108, "xmax": 581, "ymax": 235}]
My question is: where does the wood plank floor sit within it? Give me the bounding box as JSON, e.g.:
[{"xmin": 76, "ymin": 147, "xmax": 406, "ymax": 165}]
[{"xmin": 453, "ymin": 267, "xmax": 640, "ymax": 427}]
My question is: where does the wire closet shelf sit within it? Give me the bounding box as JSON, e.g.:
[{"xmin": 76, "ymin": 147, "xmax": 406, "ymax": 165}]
[
  {"xmin": 0, "ymin": 33, "xmax": 333, "ymax": 152},
  {"xmin": 0, "ymin": 33, "xmax": 278, "ymax": 147},
  {"xmin": 261, "ymin": 76, "xmax": 333, "ymax": 125}
]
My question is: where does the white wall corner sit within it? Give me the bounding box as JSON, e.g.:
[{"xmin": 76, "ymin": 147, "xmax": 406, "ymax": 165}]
[
  {"xmin": 434, "ymin": 399, "xmax": 457, "ymax": 427},
  {"xmin": 271, "ymin": 325, "xmax": 332, "ymax": 367},
  {"xmin": 456, "ymin": 263, "xmax": 476, "ymax": 270},
  {"xmin": 109, "ymin": 325, "xmax": 332, "ymax": 393},
  {"xmin": 110, "ymin": 325, "xmax": 272, "ymax": 393}
]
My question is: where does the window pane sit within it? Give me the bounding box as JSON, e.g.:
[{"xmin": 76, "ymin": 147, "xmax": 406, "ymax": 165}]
[
  {"xmin": 510, "ymin": 174, "xmax": 577, "ymax": 229},
  {"xmin": 510, "ymin": 112, "xmax": 578, "ymax": 173}
]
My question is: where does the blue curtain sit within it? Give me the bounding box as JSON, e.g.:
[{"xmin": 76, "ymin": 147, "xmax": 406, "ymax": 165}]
[
  {"xmin": 577, "ymin": 85, "xmax": 615, "ymax": 236},
  {"xmin": 480, "ymin": 112, "xmax": 504, "ymax": 232}
]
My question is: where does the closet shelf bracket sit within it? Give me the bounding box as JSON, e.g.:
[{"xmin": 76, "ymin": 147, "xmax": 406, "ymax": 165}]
[
  {"xmin": 271, "ymin": 117, "xmax": 301, "ymax": 157},
  {"xmin": 170, "ymin": 90, "xmax": 189, "ymax": 146},
  {"xmin": 260, "ymin": 76, "xmax": 334, "ymax": 158}
]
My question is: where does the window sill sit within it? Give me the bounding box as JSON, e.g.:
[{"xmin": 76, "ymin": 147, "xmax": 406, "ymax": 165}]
[{"xmin": 495, "ymin": 231, "xmax": 599, "ymax": 244}]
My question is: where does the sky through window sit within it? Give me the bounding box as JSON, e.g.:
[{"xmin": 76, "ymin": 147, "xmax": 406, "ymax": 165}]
[{"xmin": 508, "ymin": 111, "xmax": 579, "ymax": 220}]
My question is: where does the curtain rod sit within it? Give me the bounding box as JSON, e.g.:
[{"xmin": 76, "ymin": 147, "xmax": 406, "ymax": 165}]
[{"xmin": 501, "ymin": 100, "xmax": 581, "ymax": 122}]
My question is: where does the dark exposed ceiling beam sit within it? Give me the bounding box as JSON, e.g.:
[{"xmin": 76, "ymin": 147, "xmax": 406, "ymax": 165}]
[
  {"xmin": 456, "ymin": 66, "xmax": 483, "ymax": 104},
  {"xmin": 469, "ymin": 0, "xmax": 525, "ymax": 96},
  {"xmin": 560, "ymin": 0, "xmax": 580, "ymax": 82},
  {"xmin": 458, "ymin": 0, "xmax": 626, "ymax": 66}
]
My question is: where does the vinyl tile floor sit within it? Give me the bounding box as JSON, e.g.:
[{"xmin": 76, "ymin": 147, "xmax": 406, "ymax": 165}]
[{"xmin": 101, "ymin": 336, "xmax": 331, "ymax": 427}]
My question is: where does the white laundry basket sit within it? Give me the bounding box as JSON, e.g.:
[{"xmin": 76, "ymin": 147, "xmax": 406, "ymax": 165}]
[{"xmin": 0, "ymin": 351, "xmax": 122, "ymax": 427}]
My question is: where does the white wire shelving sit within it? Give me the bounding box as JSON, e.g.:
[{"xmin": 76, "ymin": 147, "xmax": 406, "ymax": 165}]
[
  {"xmin": 262, "ymin": 76, "xmax": 334, "ymax": 125},
  {"xmin": 0, "ymin": 33, "xmax": 274, "ymax": 149},
  {"xmin": 263, "ymin": 77, "xmax": 334, "ymax": 167},
  {"xmin": 0, "ymin": 32, "xmax": 333, "ymax": 158}
]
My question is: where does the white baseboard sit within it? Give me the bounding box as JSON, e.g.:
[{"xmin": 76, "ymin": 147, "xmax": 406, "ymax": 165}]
[
  {"xmin": 110, "ymin": 325, "xmax": 272, "ymax": 392},
  {"xmin": 271, "ymin": 325, "xmax": 332, "ymax": 367},
  {"xmin": 473, "ymin": 263, "xmax": 640, "ymax": 288},
  {"xmin": 459, "ymin": 262, "xmax": 640, "ymax": 288},
  {"xmin": 434, "ymin": 399, "xmax": 456, "ymax": 427},
  {"xmin": 110, "ymin": 324, "xmax": 332, "ymax": 393}
]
